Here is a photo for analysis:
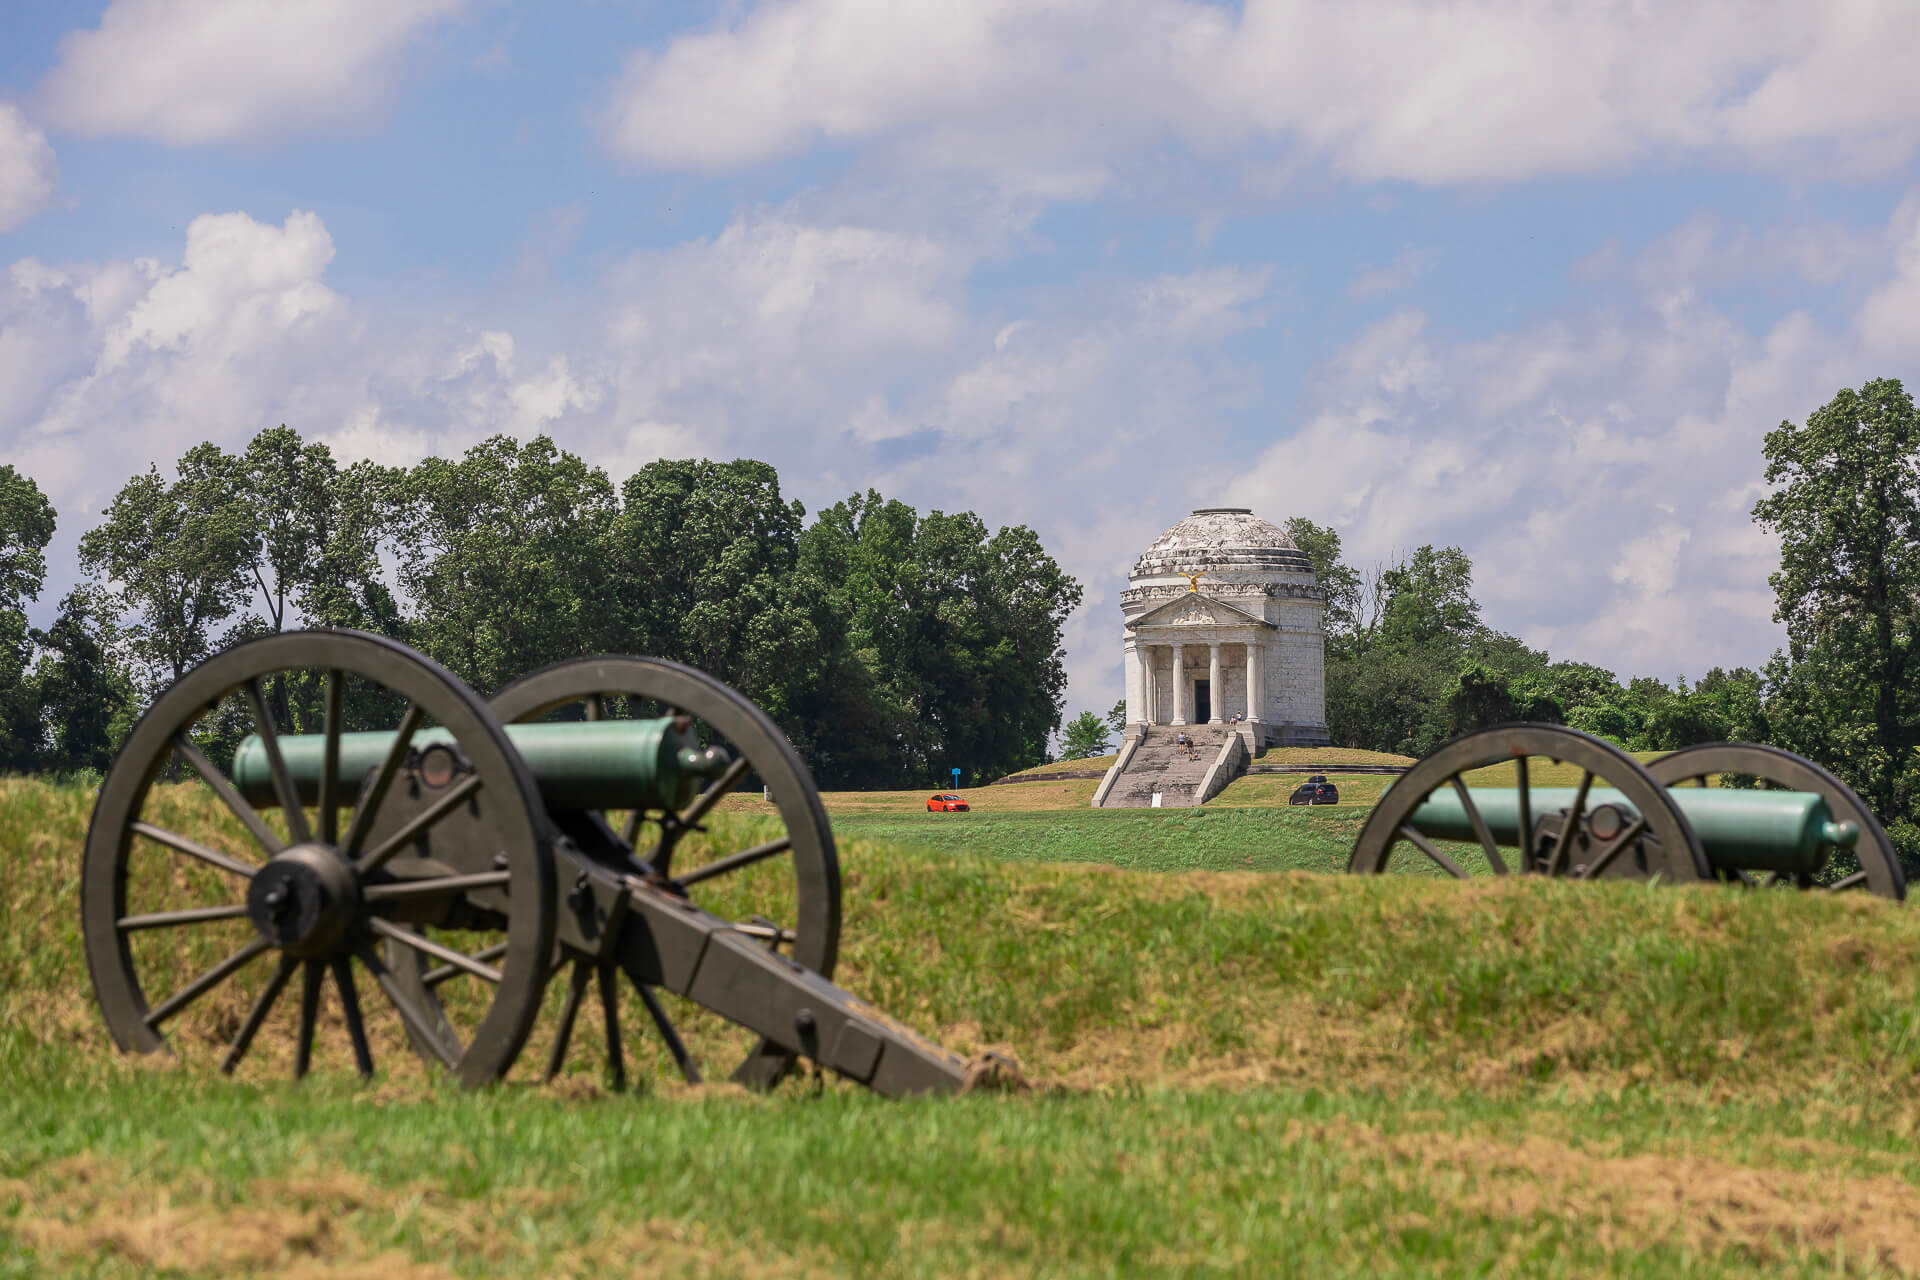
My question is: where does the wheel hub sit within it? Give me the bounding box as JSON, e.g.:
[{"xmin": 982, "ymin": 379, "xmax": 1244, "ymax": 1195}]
[{"xmin": 247, "ymin": 844, "xmax": 361, "ymax": 957}]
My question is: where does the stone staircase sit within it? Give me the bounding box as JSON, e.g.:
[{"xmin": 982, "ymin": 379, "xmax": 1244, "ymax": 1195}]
[{"xmin": 1094, "ymin": 724, "xmax": 1242, "ymax": 808}]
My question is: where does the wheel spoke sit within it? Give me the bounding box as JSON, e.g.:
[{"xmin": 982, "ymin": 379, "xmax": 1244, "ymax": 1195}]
[
  {"xmin": 220, "ymin": 954, "xmax": 298, "ymax": 1075},
  {"xmin": 679, "ymin": 756, "xmax": 750, "ymax": 830},
  {"xmin": 342, "ymin": 702, "xmax": 425, "ymax": 860},
  {"xmin": 117, "ymin": 903, "xmax": 249, "ymax": 932},
  {"xmin": 355, "ymin": 773, "xmax": 483, "ymax": 876},
  {"xmin": 621, "ymin": 807, "xmax": 646, "ymax": 849},
  {"xmin": 672, "ymin": 836, "xmax": 792, "ymax": 890},
  {"xmin": 362, "ymin": 870, "xmax": 510, "ymax": 902},
  {"xmin": 173, "ymin": 734, "xmax": 284, "ymax": 857},
  {"xmin": 131, "ymin": 821, "xmax": 259, "ymax": 881},
  {"xmin": 598, "ymin": 963, "xmax": 626, "ymax": 1091},
  {"xmin": 585, "ymin": 694, "xmax": 605, "ymax": 722},
  {"xmin": 635, "ymin": 980, "xmax": 701, "ymax": 1084},
  {"xmin": 545, "ymin": 958, "xmax": 593, "ymax": 1081},
  {"xmin": 245, "ymin": 678, "xmax": 310, "ymax": 846},
  {"xmin": 1398, "ymin": 824, "xmax": 1470, "ymax": 879},
  {"xmin": 1828, "ymin": 870, "xmax": 1869, "ymax": 892},
  {"xmin": 1574, "ymin": 816, "xmax": 1648, "ymax": 880},
  {"xmin": 1546, "ymin": 769, "xmax": 1595, "ymax": 876},
  {"xmin": 422, "ymin": 941, "xmax": 509, "ymax": 988},
  {"xmin": 356, "ymin": 944, "xmax": 460, "ymax": 1070},
  {"xmin": 1447, "ymin": 778, "xmax": 1506, "ymax": 876},
  {"xmin": 333, "ymin": 958, "xmax": 374, "ymax": 1078},
  {"xmin": 1514, "ymin": 756, "xmax": 1534, "ymax": 872},
  {"xmin": 367, "ymin": 917, "xmax": 503, "ymax": 983},
  {"xmin": 294, "ymin": 959, "xmax": 323, "ymax": 1079},
  {"xmin": 142, "ymin": 938, "xmax": 270, "ymax": 1029},
  {"xmin": 319, "ymin": 668, "xmax": 344, "ymax": 846}
]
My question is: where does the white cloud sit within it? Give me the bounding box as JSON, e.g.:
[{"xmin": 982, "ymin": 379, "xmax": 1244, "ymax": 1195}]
[
  {"xmin": 601, "ymin": 0, "xmax": 1920, "ymax": 190},
  {"xmin": 0, "ymin": 105, "xmax": 58, "ymax": 230},
  {"xmin": 1226, "ymin": 195, "xmax": 1920, "ymax": 683},
  {"xmin": 38, "ymin": 0, "xmax": 464, "ymax": 143}
]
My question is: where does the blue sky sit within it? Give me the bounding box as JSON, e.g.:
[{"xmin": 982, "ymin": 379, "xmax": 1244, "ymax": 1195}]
[{"xmin": 4, "ymin": 0, "xmax": 1919, "ymax": 727}]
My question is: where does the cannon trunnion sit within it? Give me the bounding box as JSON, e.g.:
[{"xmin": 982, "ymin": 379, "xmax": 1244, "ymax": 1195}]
[
  {"xmin": 80, "ymin": 629, "xmax": 976, "ymax": 1093},
  {"xmin": 1347, "ymin": 723, "xmax": 1904, "ymax": 900}
]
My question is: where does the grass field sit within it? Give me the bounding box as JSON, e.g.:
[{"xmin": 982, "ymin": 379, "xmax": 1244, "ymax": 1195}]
[{"xmin": 7, "ymin": 773, "xmax": 1920, "ymax": 1277}]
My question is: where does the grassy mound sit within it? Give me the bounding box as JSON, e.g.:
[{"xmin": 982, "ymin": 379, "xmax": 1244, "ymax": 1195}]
[{"xmin": 7, "ymin": 776, "xmax": 1920, "ymax": 1276}]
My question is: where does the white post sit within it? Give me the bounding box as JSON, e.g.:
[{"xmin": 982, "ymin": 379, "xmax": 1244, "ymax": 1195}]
[
  {"xmin": 1207, "ymin": 642, "xmax": 1223, "ymax": 723},
  {"xmin": 1170, "ymin": 642, "xmax": 1187, "ymax": 725},
  {"xmin": 1248, "ymin": 639, "xmax": 1264, "ymax": 723}
]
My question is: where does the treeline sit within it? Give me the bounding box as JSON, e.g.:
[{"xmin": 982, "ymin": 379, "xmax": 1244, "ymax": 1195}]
[
  {"xmin": 0, "ymin": 429, "xmax": 1083, "ymax": 790},
  {"xmin": 1297, "ymin": 376, "xmax": 1919, "ymax": 869},
  {"xmin": 1295, "ymin": 536, "xmax": 1768, "ymax": 759}
]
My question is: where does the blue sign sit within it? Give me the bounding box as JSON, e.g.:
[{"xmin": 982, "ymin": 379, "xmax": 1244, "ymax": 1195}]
[{"xmin": 951, "ymin": 767, "xmax": 961, "ymax": 782}]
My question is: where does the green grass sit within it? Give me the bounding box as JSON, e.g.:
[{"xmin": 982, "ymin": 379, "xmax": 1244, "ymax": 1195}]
[
  {"xmin": 832, "ymin": 805, "xmax": 1367, "ymax": 873},
  {"xmin": 9, "ymin": 775, "xmax": 1920, "ymax": 1276}
]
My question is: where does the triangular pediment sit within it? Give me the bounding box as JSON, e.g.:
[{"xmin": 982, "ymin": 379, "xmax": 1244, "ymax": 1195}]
[{"xmin": 1132, "ymin": 593, "xmax": 1272, "ymax": 629}]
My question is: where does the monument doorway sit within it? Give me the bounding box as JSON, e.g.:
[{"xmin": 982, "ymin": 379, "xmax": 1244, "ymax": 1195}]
[{"xmin": 1193, "ymin": 680, "xmax": 1210, "ymax": 724}]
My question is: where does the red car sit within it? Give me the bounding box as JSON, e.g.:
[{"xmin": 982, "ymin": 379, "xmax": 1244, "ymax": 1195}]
[{"xmin": 926, "ymin": 792, "xmax": 970, "ymax": 812}]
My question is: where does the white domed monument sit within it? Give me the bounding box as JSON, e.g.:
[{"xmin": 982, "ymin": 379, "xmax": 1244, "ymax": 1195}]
[{"xmin": 1092, "ymin": 508, "xmax": 1330, "ymax": 809}]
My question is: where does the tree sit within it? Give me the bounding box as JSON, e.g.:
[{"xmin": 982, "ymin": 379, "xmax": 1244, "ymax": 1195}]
[
  {"xmin": 1378, "ymin": 545, "xmax": 1481, "ymax": 650},
  {"xmin": 1284, "ymin": 516, "xmax": 1361, "ymax": 641},
  {"xmin": 1105, "ymin": 698, "xmax": 1127, "ymax": 738},
  {"xmin": 78, "ymin": 451, "xmax": 255, "ymax": 691},
  {"xmin": 28, "ymin": 587, "xmax": 135, "ymax": 776},
  {"xmin": 1752, "ymin": 377, "xmax": 1920, "ymax": 865},
  {"xmin": 1061, "ymin": 710, "xmax": 1112, "ymax": 760},
  {"xmin": 799, "ymin": 491, "xmax": 1083, "ymax": 786},
  {"xmin": 395, "ymin": 435, "xmax": 621, "ymax": 694},
  {"xmin": 0, "ymin": 466, "xmax": 56, "ymax": 770}
]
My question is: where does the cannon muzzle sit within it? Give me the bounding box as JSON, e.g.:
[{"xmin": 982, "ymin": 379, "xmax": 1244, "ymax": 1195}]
[
  {"xmin": 1406, "ymin": 784, "xmax": 1856, "ymax": 875},
  {"xmin": 233, "ymin": 719, "xmax": 733, "ymax": 815}
]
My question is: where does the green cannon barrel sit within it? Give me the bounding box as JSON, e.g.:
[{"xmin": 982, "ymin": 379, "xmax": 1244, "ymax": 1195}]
[
  {"xmin": 1405, "ymin": 785, "xmax": 1857, "ymax": 875},
  {"xmin": 233, "ymin": 719, "xmax": 730, "ymax": 815}
]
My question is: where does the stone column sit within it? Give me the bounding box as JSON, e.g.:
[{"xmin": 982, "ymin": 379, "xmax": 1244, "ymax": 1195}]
[
  {"xmin": 1170, "ymin": 642, "xmax": 1187, "ymax": 725},
  {"xmin": 1142, "ymin": 648, "xmax": 1156, "ymax": 724},
  {"xmin": 1247, "ymin": 639, "xmax": 1264, "ymax": 722},
  {"xmin": 1207, "ymin": 642, "xmax": 1223, "ymax": 723}
]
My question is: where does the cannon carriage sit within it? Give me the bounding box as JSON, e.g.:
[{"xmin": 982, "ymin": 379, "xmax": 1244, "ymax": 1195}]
[
  {"xmin": 1346, "ymin": 723, "xmax": 1906, "ymax": 900},
  {"xmin": 81, "ymin": 629, "xmax": 974, "ymax": 1092}
]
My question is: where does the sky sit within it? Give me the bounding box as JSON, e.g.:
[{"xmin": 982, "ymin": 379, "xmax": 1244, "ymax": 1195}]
[{"xmin": 4, "ymin": 0, "xmax": 1920, "ymax": 731}]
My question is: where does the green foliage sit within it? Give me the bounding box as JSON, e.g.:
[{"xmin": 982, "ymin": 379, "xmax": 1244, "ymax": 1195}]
[
  {"xmin": 395, "ymin": 435, "xmax": 621, "ymax": 694},
  {"xmin": 799, "ymin": 491, "xmax": 1082, "ymax": 787},
  {"xmin": 0, "ymin": 465, "xmax": 56, "ymax": 771},
  {"xmin": 1283, "ymin": 516, "xmax": 1360, "ymax": 638},
  {"xmin": 78, "ymin": 450, "xmax": 256, "ymax": 689},
  {"xmin": 1753, "ymin": 377, "xmax": 1920, "ymax": 868},
  {"xmin": 25, "ymin": 587, "xmax": 135, "ymax": 776},
  {"xmin": 1060, "ymin": 710, "xmax": 1111, "ymax": 760},
  {"xmin": 1105, "ymin": 697, "xmax": 1127, "ymax": 737}
]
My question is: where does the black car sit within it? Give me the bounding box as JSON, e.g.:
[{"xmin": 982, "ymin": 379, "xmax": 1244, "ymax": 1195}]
[{"xmin": 1289, "ymin": 779, "xmax": 1339, "ymax": 805}]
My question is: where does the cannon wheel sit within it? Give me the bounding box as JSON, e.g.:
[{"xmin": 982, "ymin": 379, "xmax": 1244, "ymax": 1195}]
[
  {"xmin": 1348, "ymin": 723, "xmax": 1710, "ymax": 882},
  {"xmin": 81, "ymin": 630, "xmax": 557, "ymax": 1086},
  {"xmin": 481, "ymin": 655, "xmax": 840, "ymax": 1091},
  {"xmin": 1646, "ymin": 742, "xmax": 1906, "ymax": 901}
]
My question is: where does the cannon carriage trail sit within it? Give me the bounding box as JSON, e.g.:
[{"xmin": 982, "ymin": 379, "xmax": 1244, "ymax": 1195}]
[{"xmin": 7, "ymin": 773, "xmax": 1920, "ymax": 1277}]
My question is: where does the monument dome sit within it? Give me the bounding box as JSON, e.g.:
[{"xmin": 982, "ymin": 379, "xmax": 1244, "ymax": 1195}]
[
  {"xmin": 1131, "ymin": 508, "xmax": 1313, "ymax": 578},
  {"xmin": 1115, "ymin": 506, "xmax": 1330, "ymax": 751}
]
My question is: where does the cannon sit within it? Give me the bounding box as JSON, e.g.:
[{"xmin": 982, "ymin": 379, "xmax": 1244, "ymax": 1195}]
[
  {"xmin": 1347, "ymin": 723, "xmax": 1906, "ymax": 900},
  {"xmin": 81, "ymin": 629, "xmax": 980, "ymax": 1092}
]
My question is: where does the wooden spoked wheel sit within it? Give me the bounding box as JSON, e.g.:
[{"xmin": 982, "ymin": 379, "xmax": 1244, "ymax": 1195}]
[
  {"xmin": 1646, "ymin": 742, "xmax": 1906, "ymax": 900},
  {"xmin": 81, "ymin": 630, "xmax": 557, "ymax": 1086},
  {"xmin": 1348, "ymin": 723, "xmax": 1710, "ymax": 883},
  {"xmin": 479, "ymin": 655, "xmax": 840, "ymax": 1091}
]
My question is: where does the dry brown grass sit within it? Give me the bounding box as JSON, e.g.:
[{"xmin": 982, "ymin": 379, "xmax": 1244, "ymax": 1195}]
[
  {"xmin": 1291, "ymin": 1114, "xmax": 1920, "ymax": 1275},
  {"xmin": 4, "ymin": 1156, "xmax": 828, "ymax": 1279}
]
